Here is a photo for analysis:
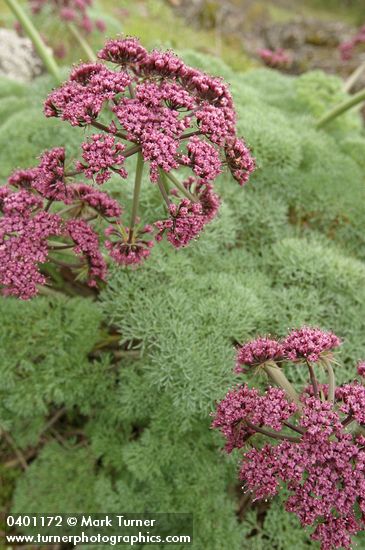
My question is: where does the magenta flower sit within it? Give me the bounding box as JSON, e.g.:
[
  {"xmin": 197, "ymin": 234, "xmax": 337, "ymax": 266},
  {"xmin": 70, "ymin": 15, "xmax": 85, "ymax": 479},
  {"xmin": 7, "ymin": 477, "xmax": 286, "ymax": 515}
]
[
  {"xmin": 155, "ymin": 180, "xmax": 220, "ymax": 248},
  {"xmin": 77, "ymin": 134, "xmax": 128, "ymax": 184},
  {"xmin": 213, "ymin": 326, "xmax": 365, "ymax": 549},
  {"xmin": 2, "ymin": 38, "xmax": 255, "ymax": 298},
  {"xmin": 339, "ymin": 25, "xmax": 365, "ymax": 61},
  {"xmin": 258, "ymin": 48, "xmax": 292, "ymax": 69},
  {"xmin": 105, "ymin": 224, "xmax": 154, "ymax": 266},
  {"xmin": 71, "ymin": 184, "xmax": 122, "ymax": 218},
  {"xmin": 235, "ymin": 336, "xmax": 283, "ymax": 372},
  {"xmin": 224, "ymin": 138, "xmax": 256, "ymax": 186},
  {"xmin": 66, "ymin": 218, "xmax": 106, "ymax": 285},
  {"xmin": 212, "ymin": 384, "xmax": 296, "ymax": 453},
  {"xmin": 0, "ymin": 208, "xmax": 62, "ymax": 299},
  {"xmin": 42, "ymin": 37, "xmax": 254, "ymax": 258},
  {"xmin": 282, "ymin": 327, "xmax": 341, "ymax": 362},
  {"xmin": 0, "ymin": 147, "xmax": 125, "ymax": 299}
]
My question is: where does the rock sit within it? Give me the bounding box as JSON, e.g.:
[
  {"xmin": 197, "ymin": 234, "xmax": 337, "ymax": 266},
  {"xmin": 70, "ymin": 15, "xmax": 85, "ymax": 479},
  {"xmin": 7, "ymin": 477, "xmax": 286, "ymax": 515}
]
[{"xmin": 0, "ymin": 28, "xmax": 43, "ymax": 83}]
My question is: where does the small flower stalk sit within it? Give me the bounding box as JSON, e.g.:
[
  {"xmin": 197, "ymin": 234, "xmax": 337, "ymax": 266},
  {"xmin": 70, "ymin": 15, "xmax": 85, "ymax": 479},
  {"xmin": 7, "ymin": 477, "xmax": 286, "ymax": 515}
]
[
  {"xmin": 29, "ymin": 0, "xmax": 106, "ymax": 36},
  {"xmin": 213, "ymin": 326, "xmax": 365, "ymax": 550},
  {"xmin": 0, "ymin": 37, "xmax": 255, "ymax": 299}
]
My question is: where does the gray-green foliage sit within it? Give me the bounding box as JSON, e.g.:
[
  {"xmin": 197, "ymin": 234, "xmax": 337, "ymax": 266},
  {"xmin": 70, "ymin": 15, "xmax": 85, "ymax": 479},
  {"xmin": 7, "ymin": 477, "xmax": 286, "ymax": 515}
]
[
  {"xmin": 0, "ymin": 297, "xmax": 108, "ymax": 446},
  {"xmin": 2, "ymin": 57, "xmax": 365, "ymax": 549}
]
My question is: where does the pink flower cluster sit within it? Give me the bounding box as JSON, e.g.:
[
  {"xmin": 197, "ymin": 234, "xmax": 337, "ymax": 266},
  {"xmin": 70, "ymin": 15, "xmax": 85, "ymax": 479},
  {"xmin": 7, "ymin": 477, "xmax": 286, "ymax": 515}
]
[
  {"xmin": 212, "ymin": 385, "xmax": 297, "ymax": 453},
  {"xmin": 258, "ymin": 48, "xmax": 292, "ymax": 69},
  {"xmin": 282, "ymin": 326, "xmax": 341, "ymax": 362},
  {"xmin": 0, "ymin": 147, "xmax": 125, "ymax": 299},
  {"xmin": 155, "ymin": 181, "xmax": 220, "ymax": 248},
  {"xmin": 235, "ymin": 337, "xmax": 283, "ymax": 372},
  {"xmin": 77, "ymin": 134, "xmax": 127, "ymax": 184},
  {"xmin": 43, "ymin": 37, "xmax": 255, "ymax": 257},
  {"xmin": 236, "ymin": 327, "xmax": 341, "ymax": 371},
  {"xmin": 29, "ymin": 0, "xmax": 105, "ymax": 35},
  {"xmin": 213, "ymin": 327, "xmax": 365, "ymax": 549},
  {"xmin": 2, "ymin": 39, "xmax": 256, "ymax": 297},
  {"xmin": 340, "ymin": 25, "xmax": 365, "ymax": 61}
]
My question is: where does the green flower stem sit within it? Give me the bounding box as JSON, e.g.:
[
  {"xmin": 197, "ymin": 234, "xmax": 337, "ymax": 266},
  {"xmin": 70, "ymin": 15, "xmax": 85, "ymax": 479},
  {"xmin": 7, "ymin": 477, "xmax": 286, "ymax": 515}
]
[
  {"xmin": 5, "ymin": 0, "xmax": 61, "ymax": 83},
  {"xmin": 316, "ymin": 87, "xmax": 365, "ymax": 128},
  {"xmin": 343, "ymin": 61, "xmax": 365, "ymax": 93},
  {"xmin": 263, "ymin": 362, "xmax": 301, "ymax": 407},
  {"xmin": 164, "ymin": 171, "xmax": 197, "ymax": 202},
  {"xmin": 323, "ymin": 358, "xmax": 336, "ymax": 403},
  {"xmin": 66, "ymin": 21, "xmax": 96, "ymax": 62},
  {"xmin": 128, "ymin": 152, "xmax": 144, "ymax": 242}
]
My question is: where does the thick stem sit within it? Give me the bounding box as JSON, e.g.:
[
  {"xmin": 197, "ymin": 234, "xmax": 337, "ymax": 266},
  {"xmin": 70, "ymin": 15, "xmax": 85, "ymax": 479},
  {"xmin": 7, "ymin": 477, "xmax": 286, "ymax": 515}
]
[
  {"xmin": 306, "ymin": 360, "xmax": 319, "ymax": 399},
  {"xmin": 263, "ymin": 362, "xmax": 301, "ymax": 407},
  {"xmin": 5, "ymin": 0, "xmax": 61, "ymax": 83},
  {"xmin": 343, "ymin": 61, "xmax": 365, "ymax": 93},
  {"xmin": 164, "ymin": 171, "xmax": 197, "ymax": 202},
  {"xmin": 245, "ymin": 421, "xmax": 301, "ymax": 443},
  {"xmin": 66, "ymin": 21, "xmax": 96, "ymax": 62},
  {"xmin": 128, "ymin": 152, "xmax": 144, "ymax": 243},
  {"xmin": 316, "ymin": 87, "xmax": 365, "ymax": 128}
]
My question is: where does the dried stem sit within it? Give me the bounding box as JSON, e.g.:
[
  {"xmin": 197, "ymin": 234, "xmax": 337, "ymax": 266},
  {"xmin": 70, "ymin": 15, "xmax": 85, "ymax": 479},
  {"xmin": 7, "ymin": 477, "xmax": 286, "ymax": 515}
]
[{"xmin": 0, "ymin": 428, "xmax": 28, "ymax": 470}]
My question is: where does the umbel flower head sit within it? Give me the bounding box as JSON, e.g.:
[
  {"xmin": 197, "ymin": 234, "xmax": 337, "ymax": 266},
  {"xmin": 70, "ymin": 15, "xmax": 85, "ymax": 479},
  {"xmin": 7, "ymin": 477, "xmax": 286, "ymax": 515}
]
[
  {"xmin": 213, "ymin": 327, "xmax": 365, "ymax": 549},
  {"xmin": 41, "ymin": 36, "xmax": 254, "ymax": 261},
  {"xmin": 1, "ymin": 38, "xmax": 255, "ymax": 298},
  {"xmin": 0, "ymin": 147, "xmax": 128, "ymax": 299}
]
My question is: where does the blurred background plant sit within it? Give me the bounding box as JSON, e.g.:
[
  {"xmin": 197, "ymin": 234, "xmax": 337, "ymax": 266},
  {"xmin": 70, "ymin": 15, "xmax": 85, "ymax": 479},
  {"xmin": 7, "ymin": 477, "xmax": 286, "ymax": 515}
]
[{"xmin": 1, "ymin": 1, "xmax": 365, "ymax": 549}]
